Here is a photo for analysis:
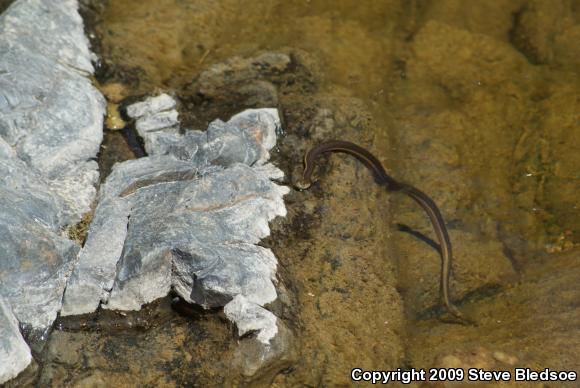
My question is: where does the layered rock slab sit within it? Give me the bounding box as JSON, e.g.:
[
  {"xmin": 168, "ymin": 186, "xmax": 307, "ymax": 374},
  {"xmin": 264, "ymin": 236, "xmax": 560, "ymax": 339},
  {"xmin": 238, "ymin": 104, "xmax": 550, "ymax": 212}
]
[
  {"xmin": 0, "ymin": 298, "xmax": 32, "ymax": 384},
  {"xmin": 0, "ymin": 0, "xmax": 105, "ymax": 383},
  {"xmin": 62, "ymin": 97, "xmax": 289, "ymax": 348},
  {"xmin": 0, "ymin": 137, "xmax": 79, "ymax": 330},
  {"xmin": 0, "ymin": 0, "xmax": 104, "ymax": 224}
]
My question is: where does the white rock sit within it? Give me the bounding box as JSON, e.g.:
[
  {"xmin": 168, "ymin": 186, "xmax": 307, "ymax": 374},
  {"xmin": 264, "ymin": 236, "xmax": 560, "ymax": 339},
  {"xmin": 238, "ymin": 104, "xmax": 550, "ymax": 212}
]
[{"xmin": 224, "ymin": 295, "xmax": 278, "ymax": 345}]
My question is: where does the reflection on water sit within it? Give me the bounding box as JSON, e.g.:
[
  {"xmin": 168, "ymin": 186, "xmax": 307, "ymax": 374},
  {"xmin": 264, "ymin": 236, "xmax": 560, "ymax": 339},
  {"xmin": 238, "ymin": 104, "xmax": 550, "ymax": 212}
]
[{"xmin": 33, "ymin": 0, "xmax": 580, "ymax": 386}]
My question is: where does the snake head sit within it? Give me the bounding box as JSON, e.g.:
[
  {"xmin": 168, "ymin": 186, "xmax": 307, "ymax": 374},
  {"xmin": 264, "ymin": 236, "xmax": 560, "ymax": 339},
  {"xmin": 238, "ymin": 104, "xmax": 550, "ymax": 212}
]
[{"xmin": 293, "ymin": 178, "xmax": 313, "ymax": 191}]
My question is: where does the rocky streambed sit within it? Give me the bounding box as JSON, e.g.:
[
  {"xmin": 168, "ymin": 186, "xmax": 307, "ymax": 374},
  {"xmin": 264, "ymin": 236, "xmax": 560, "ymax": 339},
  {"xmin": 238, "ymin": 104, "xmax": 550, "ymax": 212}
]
[{"xmin": 2, "ymin": 0, "xmax": 580, "ymax": 386}]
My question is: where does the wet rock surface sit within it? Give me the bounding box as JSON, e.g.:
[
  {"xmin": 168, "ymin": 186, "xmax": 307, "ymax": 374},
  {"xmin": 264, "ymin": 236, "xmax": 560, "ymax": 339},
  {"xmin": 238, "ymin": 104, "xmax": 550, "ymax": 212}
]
[
  {"xmin": 411, "ymin": 249, "xmax": 580, "ymax": 388},
  {"xmin": 43, "ymin": 299, "xmax": 236, "ymax": 387},
  {"xmin": 397, "ymin": 229, "xmax": 517, "ymax": 318}
]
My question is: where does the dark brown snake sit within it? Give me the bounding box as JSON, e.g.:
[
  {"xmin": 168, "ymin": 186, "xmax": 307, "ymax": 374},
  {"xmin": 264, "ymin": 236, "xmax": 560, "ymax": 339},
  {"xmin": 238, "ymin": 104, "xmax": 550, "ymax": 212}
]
[{"xmin": 296, "ymin": 140, "xmax": 467, "ymax": 322}]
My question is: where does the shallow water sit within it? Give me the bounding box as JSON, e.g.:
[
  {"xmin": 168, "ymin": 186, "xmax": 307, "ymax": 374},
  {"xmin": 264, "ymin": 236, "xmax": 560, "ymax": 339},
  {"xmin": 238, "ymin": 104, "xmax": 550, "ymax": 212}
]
[{"xmin": 22, "ymin": 0, "xmax": 580, "ymax": 386}]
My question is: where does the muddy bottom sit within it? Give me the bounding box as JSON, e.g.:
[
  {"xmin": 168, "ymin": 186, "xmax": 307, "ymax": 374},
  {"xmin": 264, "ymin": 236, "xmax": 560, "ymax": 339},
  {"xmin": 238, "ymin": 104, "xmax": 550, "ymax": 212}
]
[{"xmin": 13, "ymin": 0, "xmax": 580, "ymax": 386}]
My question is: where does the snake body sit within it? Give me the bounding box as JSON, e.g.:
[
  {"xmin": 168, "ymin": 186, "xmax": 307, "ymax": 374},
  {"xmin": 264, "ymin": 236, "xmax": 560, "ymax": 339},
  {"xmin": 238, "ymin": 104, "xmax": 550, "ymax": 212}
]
[{"xmin": 296, "ymin": 140, "xmax": 464, "ymax": 321}]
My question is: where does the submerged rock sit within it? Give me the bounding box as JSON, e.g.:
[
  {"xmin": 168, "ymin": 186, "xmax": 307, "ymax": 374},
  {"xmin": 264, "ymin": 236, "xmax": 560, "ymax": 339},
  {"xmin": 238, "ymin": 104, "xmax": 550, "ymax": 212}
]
[
  {"xmin": 0, "ymin": 0, "xmax": 104, "ymax": 382},
  {"xmin": 63, "ymin": 95, "xmax": 290, "ymax": 362},
  {"xmin": 226, "ymin": 297, "xmax": 296, "ymax": 384},
  {"xmin": 196, "ymin": 52, "xmax": 291, "ymax": 100}
]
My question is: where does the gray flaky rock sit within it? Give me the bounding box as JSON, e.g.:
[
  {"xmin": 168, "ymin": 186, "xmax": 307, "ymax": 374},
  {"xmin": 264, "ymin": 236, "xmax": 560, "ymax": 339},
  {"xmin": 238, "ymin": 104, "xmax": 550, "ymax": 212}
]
[
  {"xmin": 0, "ymin": 0, "xmax": 103, "ymax": 326},
  {"xmin": 62, "ymin": 99, "xmax": 289, "ymax": 351},
  {"xmin": 0, "ymin": 298, "xmax": 32, "ymax": 384},
  {"xmin": 0, "ymin": 0, "xmax": 104, "ymax": 382},
  {"xmin": 0, "ymin": 137, "xmax": 80, "ymax": 330},
  {"xmin": 100, "ymin": 160, "xmax": 284, "ymax": 312},
  {"xmin": 126, "ymin": 94, "xmax": 279, "ymax": 166},
  {"xmin": 224, "ymin": 295, "xmax": 278, "ymax": 345},
  {"xmin": 0, "ymin": 0, "xmax": 105, "ymax": 224}
]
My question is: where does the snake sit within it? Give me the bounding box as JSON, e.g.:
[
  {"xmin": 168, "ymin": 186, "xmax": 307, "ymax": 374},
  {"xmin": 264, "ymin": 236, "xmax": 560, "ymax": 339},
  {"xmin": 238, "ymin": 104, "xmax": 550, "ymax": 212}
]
[{"xmin": 295, "ymin": 140, "xmax": 466, "ymax": 322}]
